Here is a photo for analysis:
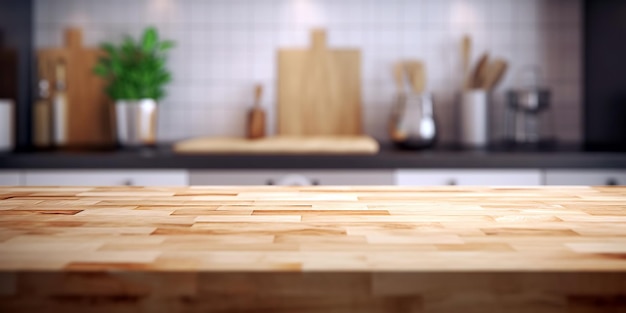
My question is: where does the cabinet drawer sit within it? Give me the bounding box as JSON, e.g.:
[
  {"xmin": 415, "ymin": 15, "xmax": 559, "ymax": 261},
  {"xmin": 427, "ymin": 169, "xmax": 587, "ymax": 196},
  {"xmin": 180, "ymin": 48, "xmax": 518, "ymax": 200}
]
[
  {"xmin": 395, "ymin": 169, "xmax": 542, "ymax": 186},
  {"xmin": 190, "ymin": 170, "xmax": 394, "ymax": 186},
  {"xmin": 0, "ymin": 171, "xmax": 21, "ymax": 186},
  {"xmin": 544, "ymin": 170, "xmax": 626, "ymax": 186},
  {"xmin": 24, "ymin": 170, "xmax": 189, "ymax": 186}
]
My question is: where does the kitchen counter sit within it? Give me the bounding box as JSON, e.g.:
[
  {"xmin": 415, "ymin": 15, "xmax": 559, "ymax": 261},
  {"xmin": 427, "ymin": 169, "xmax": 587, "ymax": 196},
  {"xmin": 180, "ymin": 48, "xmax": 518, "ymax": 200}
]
[
  {"xmin": 1, "ymin": 144, "xmax": 626, "ymax": 169},
  {"xmin": 0, "ymin": 186, "xmax": 624, "ymax": 312}
]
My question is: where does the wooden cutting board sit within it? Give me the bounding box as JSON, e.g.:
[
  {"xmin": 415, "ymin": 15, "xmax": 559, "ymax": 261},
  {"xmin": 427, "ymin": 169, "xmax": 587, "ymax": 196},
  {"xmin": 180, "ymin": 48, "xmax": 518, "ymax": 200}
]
[
  {"xmin": 37, "ymin": 28, "xmax": 114, "ymax": 147},
  {"xmin": 278, "ymin": 29, "xmax": 362, "ymax": 136},
  {"xmin": 174, "ymin": 136, "xmax": 379, "ymax": 154}
]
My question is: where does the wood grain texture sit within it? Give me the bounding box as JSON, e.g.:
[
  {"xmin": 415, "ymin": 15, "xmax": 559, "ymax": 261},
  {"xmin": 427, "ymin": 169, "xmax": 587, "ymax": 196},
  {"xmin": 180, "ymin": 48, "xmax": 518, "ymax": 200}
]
[
  {"xmin": 37, "ymin": 28, "xmax": 114, "ymax": 147},
  {"xmin": 0, "ymin": 186, "xmax": 625, "ymax": 313},
  {"xmin": 278, "ymin": 29, "xmax": 362, "ymax": 136}
]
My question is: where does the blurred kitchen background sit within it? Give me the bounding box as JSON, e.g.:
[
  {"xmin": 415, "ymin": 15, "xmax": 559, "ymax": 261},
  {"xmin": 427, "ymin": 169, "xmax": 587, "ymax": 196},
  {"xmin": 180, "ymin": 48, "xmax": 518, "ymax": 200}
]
[
  {"xmin": 0, "ymin": 0, "xmax": 625, "ymax": 186},
  {"xmin": 37, "ymin": 0, "xmax": 581, "ymax": 142}
]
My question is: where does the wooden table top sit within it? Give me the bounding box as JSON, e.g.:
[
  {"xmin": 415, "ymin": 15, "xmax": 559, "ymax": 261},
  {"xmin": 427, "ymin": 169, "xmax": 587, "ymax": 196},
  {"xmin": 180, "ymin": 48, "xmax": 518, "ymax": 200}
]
[{"xmin": 1, "ymin": 186, "xmax": 625, "ymax": 272}]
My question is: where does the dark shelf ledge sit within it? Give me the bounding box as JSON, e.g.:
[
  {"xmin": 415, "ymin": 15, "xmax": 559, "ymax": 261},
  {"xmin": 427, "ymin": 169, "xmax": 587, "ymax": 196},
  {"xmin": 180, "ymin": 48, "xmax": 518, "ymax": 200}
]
[{"xmin": 1, "ymin": 143, "xmax": 626, "ymax": 170}]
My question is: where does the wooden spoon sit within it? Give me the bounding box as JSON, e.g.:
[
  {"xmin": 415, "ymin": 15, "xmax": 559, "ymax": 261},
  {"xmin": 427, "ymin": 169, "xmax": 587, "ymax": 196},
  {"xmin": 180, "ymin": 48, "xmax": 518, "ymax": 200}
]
[
  {"xmin": 482, "ymin": 59, "xmax": 508, "ymax": 91},
  {"xmin": 405, "ymin": 60, "xmax": 426, "ymax": 94},
  {"xmin": 470, "ymin": 52, "xmax": 490, "ymax": 89},
  {"xmin": 393, "ymin": 62, "xmax": 406, "ymax": 94},
  {"xmin": 461, "ymin": 35, "xmax": 472, "ymax": 89}
]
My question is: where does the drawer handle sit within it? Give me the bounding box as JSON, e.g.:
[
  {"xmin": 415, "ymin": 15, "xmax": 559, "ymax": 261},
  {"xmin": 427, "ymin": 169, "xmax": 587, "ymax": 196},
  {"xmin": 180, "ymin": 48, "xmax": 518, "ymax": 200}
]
[
  {"xmin": 122, "ymin": 179, "xmax": 134, "ymax": 186},
  {"xmin": 269, "ymin": 175, "xmax": 319, "ymax": 186},
  {"xmin": 446, "ymin": 179, "xmax": 457, "ymax": 186},
  {"xmin": 606, "ymin": 178, "xmax": 619, "ymax": 186}
]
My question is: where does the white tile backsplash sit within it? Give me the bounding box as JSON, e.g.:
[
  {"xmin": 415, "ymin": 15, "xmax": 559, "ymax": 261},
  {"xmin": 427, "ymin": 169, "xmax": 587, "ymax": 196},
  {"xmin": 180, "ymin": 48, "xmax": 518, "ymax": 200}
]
[{"xmin": 35, "ymin": 0, "xmax": 583, "ymax": 143}]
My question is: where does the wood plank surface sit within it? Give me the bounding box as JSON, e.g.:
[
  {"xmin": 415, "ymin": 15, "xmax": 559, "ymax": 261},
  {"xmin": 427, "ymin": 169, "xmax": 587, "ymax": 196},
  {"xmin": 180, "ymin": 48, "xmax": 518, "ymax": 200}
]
[
  {"xmin": 278, "ymin": 29, "xmax": 362, "ymax": 136},
  {"xmin": 0, "ymin": 186, "xmax": 625, "ymax": 313}
]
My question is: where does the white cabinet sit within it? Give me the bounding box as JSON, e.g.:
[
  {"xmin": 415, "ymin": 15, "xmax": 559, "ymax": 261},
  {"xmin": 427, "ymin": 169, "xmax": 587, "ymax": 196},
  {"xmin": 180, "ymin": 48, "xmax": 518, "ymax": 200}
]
[
  {"xmin": 0, "ymin": 171, "xmax": 21, "ymax": 185},
  {"xmin": 24, "ymin": 170, "xmax": 189, "ymax": 186},
  {"xmin": 192, "ymin": 170, "xmax": 541, "ymax": 186},
  {"xmin": 544, "ymin": 170, "xmax": 626, "ymax": 186},
  {"xmin": 190, "ymin": 170, "xmax": 394, "ymax": 186},
  {"xmin": 395, "ymin": 169, "xmax": 542, "ymax": 186},
  {"xmin": 9, "ymin": 169, "xmax": 626, "ymax": 187}
]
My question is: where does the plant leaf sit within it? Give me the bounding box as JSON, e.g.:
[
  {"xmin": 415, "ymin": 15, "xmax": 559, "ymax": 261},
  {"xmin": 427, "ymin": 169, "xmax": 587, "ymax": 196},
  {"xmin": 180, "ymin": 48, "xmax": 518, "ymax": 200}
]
[
  {"xmin": 92, "ymin": 63, "xmax": 108, "ymax": 77},
  {"xmin": 100, "ymin": 43, "xmax": 116, "ymax": 55},
  {"xmin": 159, "ymin": 40, "xmax": 175, "ymax": 51},
  {"xmin": 95, "ymin": 27, "xmax": 174, "ymax": 101},
  {"xmin": 142, "ymin": 27, "xmax": 158, "ymax": 52}
]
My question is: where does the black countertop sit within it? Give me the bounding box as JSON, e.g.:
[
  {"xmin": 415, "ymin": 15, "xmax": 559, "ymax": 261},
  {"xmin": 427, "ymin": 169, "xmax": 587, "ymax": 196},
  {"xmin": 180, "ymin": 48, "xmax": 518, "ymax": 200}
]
[{"xmin": 1, "ymin": 144, "xmax": 626, "ymax": 169}]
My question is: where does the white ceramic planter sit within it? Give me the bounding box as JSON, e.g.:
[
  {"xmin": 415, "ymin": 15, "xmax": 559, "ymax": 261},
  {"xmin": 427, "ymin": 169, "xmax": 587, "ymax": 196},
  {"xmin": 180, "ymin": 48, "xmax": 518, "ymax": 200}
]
[{"xmin": 115, "ymin": 99, "xmax": 157, "ymax": 146}]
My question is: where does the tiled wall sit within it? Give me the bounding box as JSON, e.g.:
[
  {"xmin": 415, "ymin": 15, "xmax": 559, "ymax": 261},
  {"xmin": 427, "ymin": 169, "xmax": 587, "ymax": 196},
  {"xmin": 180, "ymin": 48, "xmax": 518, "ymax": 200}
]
[{"xmin": 34, "ymin": 0, "xmax": 582, "ymax": 143}]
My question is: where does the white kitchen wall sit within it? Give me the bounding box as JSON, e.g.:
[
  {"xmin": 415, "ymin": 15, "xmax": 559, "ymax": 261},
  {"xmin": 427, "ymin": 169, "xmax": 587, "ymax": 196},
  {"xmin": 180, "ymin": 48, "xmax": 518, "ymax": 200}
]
[{"xmin": 34, "ymin": 0, "xmax": 582, "ymax": 143}]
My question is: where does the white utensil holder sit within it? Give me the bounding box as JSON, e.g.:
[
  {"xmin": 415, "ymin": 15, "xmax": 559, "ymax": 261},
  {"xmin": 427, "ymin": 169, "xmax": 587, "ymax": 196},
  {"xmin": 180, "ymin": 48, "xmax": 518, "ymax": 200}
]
[
  {"xmin": 459, "ymin": 91, "xmax": 489, "ymax": 147},
  {"xmin": 0, "ymin": 99, "xmax": 14, "ymax": 151}
]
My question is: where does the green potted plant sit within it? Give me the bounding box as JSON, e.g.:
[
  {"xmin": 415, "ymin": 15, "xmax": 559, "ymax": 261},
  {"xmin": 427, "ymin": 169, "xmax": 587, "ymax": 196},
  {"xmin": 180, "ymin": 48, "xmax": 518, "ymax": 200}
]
[{"xmin": 93, "ymin": 27, "xmax": 174, "ymax": 146}]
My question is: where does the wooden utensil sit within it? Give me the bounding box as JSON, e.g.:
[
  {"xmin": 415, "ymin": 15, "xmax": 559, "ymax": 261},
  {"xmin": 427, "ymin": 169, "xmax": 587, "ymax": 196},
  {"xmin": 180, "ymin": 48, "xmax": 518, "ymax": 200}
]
[
  {"xmin": 278, "ymin": 29, "xmax": 361, "ymax": 136},
  {"xmin": 37, "ymin": 28, "xmax": 113, "ymax": 147},
  {"xmin": 405, "ymin": 60, "xmax": 426, "ymax": 94},
  {"xmin": 246, "ymin": 84, "xmax": 266, "ymax": 139},
  {"xmin": 469, "ymin": 53, "xmax": 490, "ymax": 89},
  {"xmin": 51, "ymin": 60, "xmax": 69, "ymax": 145},
  {"xmin": 390, "ymin": 62, "xmax": 407, "ymax": 142},
  {"xmin": 33, "ymin": 58, "xmax": 53, "ymax": 147},
  {"xmin": 482, "ymin": 59, "xmax": 508, "ymax": 91},
  {"xmin": 33, "ymin": 101, "xmax": 51, "ymax": 147},
  {"xmin": 461, "ymin": 35, "xmax": 472, "ymax": 89}
]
